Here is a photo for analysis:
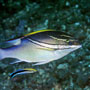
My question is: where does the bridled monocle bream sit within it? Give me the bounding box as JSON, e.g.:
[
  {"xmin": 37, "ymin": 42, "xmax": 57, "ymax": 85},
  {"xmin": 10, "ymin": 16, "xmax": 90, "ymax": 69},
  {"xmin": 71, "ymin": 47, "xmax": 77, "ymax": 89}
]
[{"xmin": 0, "ymin": 29, "xmax": 81, "ymax": 65}]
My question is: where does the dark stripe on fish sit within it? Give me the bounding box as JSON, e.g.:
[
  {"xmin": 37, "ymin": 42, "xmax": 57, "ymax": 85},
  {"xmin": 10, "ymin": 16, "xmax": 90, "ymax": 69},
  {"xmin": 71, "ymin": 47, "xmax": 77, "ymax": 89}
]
[
  {"xmin": 27, "ymin": 38, "xmax": 59, "ymax": 50},
  {"xmin": 10, "ymin": 69, "xmax": 28, "ymax": 78},
  {"xmin": 26, "ymin": 30, "xmax": 73, "ymax": 41},
  {"xmin": 27, "ymin": 37, "xmax": 71, "ymax": 50}
]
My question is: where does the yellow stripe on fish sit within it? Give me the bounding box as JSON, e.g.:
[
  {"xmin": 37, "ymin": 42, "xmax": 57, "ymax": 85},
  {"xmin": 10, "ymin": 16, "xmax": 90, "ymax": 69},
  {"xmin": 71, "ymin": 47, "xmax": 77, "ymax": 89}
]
[
  {"xmin": 49, "ymin": 35, "xmax": 67, "ymax": 41},
  {"xmin": 24, "ymin": 29, "xmax": 54, "ymax": 37},
  {"xmin": 24, "ymin": 68, "xmax": 37, "ymax": 71}
]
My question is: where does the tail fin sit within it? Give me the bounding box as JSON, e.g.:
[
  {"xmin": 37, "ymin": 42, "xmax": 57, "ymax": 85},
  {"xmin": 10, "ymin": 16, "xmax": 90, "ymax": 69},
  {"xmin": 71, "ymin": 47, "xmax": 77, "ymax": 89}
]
[{"xmin": 0, "ymin": 49, "xmax": 4, "ymax": 60}]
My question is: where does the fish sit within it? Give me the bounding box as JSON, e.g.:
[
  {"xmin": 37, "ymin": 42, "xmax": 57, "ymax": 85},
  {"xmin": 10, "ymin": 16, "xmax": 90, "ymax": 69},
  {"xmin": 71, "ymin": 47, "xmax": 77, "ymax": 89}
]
[
  {"xmin": 0, "ymin": 29, "xmax": 82, "ymax": 65},
  {"xmin": 10, "ymin": 68, "xmax": 37, "ymax": 79}
]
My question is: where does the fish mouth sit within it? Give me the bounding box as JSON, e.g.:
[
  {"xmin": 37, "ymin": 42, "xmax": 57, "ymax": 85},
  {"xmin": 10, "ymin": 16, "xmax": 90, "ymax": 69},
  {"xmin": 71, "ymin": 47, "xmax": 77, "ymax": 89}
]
[
  {"xmin": 75, "ymin": 45, "xmax": 82, "ymax": 48},
  {"xmin": 71, "ymin": 45, "xmax": 82, "ymax": 50}
]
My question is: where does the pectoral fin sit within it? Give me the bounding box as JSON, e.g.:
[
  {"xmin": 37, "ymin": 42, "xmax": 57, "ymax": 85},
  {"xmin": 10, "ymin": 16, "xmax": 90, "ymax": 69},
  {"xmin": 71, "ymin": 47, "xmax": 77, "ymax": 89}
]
[{"xmin": 9, "ymin": 59, "xmax": 23, "ymax": 64}]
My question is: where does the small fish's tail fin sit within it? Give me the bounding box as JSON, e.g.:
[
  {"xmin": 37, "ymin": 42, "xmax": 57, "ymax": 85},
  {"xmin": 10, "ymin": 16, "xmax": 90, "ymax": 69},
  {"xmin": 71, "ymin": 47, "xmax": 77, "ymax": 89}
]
[
  {"xmin": 0, "ymin": 48, "xmax": 4, "ymax": 60},
  {"xmin": 9, "ymin": 68, "xmax": 37, "ymax": 79}
]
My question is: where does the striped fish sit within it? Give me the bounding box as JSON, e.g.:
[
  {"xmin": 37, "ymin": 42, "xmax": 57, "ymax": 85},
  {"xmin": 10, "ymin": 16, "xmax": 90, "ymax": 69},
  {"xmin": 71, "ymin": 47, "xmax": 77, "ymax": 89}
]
[
  {"xmin": 0, "ymin": 29, "xmax": 81, "ymax": 65},
  {"xmin": 10, "ymin": 68, "xmax": 37, "ymax": 78}
]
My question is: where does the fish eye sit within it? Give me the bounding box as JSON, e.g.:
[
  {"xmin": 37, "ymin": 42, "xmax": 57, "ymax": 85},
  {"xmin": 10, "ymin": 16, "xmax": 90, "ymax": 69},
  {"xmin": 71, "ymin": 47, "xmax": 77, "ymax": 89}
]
[
  {"xmin": 66, "ymin": 40, "xmax": 69, "ymax": 43},
  {"xmin": 66, "ymin": 40, "xmax": 73, "ymax": 45},
  {"xmin": 68, "ymin": 41, "xmax": 73, "ymax": 45}
]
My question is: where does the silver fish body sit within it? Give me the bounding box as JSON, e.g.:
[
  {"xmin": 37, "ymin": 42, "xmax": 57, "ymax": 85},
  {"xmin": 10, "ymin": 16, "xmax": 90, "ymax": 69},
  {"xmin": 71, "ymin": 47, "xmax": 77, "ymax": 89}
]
[{"xmin": 0, "ymin": 30, "xmax": 81, "ymax": 65}]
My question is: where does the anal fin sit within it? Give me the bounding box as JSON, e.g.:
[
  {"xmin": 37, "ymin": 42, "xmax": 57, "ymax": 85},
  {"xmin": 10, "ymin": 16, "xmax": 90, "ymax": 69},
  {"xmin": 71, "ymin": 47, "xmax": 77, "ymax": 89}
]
[
  {"xmin": 33, "ymin": 60, "xmax": 52, "ymax": 66},
  {"xmin": 9, "ymin": 59, "xmax": 23, "ymax": 64}
]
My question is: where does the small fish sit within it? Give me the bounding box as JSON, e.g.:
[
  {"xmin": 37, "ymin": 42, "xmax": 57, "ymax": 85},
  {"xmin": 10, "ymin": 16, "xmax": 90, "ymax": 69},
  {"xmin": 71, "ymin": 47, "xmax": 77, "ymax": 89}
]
[
  {"xmin": 10, "ymin": 68, "xmax": 37, "ymax": 79},
  {"xmin": 0, "ymin": 29, "xmax": 81, "ymax": 65}
]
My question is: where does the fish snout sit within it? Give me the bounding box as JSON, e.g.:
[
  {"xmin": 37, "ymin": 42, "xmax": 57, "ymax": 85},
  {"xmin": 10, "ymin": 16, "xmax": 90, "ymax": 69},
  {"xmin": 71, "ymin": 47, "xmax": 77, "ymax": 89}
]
[{"xmin": 68, "ymin": 39, "xmax": 81, "ymax": 46}]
